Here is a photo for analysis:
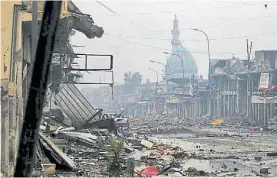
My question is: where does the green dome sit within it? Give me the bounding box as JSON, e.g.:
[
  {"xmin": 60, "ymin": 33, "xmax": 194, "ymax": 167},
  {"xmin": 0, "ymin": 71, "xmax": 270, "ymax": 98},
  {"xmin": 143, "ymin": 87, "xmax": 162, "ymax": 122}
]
[{"xmin": 167, "ymin": 45, "xmax": 198, "ymax": 78}]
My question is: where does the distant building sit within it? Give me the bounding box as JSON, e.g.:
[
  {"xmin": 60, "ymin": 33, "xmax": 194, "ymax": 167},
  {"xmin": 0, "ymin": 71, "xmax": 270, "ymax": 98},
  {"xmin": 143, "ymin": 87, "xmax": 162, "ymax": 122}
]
[
  {"xmin": 254, "ymin": 50, "xmax": 277, "ymax": 71},
  {"xmin": 166, "ymin": 15, "xmax": 198, "ymax": 84}
]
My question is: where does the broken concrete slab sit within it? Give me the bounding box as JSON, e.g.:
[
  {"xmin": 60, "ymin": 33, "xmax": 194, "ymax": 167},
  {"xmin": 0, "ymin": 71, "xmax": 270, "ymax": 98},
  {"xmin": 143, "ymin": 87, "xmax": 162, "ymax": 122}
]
[
  {"xmin": 91, "ymin": 129, "xmax": 109, "ymax": 136},
  {"xmin": 57, "ymin": 131, "xmax": 98, "ymax": 146},
  {"xmin": 51, "ymin": 139, "xmax": 67, "ymax": 145},
  {"xmin": 254, "ymin": 156, "xmax": 262, "ymax": 162},
  {"xmin": 126, "ymin": 137, "xmax": 141, "ymax": 145},
  {"xmin": 160, "ymin": 155, "xmax": 175, "ymax": 165},
  {"xmin": 168, "ymin": 171, "xmax": 183, "ymax": 177},
  {"xmin": 141, "ymin": 139, "xmax": 154, "ymax": 149},
  {"xmin": 267, "ymin": 152, "xmax": 277, "ymax": 156},
  {"xmin": 260, "ymin": 167, "xmax": 269, "ymax": 174},
  {"xmin": 130, "ymin": 145, "xmax": 143, "ymax": 150},
  {"xmin": 125, "ymin": 146, "xmax": 135, "ymax": 154}
]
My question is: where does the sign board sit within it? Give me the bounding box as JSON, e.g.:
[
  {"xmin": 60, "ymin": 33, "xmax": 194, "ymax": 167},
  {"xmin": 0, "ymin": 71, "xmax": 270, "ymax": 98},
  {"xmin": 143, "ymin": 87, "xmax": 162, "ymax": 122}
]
[
  {"xmin": 167, "ymin": 97, "xmax": 180, "ymax": 103},
  {"xmin": 251, "ymin": 95, "xmax": 277, "ymax": 104},
  {"xmin": 259, "ymin": 73, "xmax": 270, "ymax": 89}
]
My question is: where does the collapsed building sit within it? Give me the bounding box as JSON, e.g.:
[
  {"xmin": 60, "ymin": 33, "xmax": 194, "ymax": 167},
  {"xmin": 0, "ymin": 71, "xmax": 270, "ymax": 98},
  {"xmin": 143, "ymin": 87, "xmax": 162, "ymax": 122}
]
[{"xmin": 1, "ymin": 1, "xmax": 114, "ymax": 176}]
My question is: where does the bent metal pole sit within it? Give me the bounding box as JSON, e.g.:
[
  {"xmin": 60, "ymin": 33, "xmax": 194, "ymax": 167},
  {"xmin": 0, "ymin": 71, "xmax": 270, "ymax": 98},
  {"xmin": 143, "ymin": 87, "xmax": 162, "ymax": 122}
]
[{"xmin": 14, "ymin": 1, "xmax": 62, "ymax": 177}]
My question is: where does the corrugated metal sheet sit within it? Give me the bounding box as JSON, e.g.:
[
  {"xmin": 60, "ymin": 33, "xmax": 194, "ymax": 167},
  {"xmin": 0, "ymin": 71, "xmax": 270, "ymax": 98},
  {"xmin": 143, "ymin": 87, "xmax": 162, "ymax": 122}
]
[{"xmin": 54, "ymin": 84, "xmax": 99, "ymax": 127}]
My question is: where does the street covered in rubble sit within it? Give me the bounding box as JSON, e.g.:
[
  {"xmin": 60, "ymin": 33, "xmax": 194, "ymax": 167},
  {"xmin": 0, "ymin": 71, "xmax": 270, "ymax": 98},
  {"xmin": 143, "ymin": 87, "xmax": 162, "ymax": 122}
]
[
  {"xmin": 31, "ymin": 115, "xmax": 277, "ymax": 177},
  {"xmin": 133, "ymin": 117, "xmax": 277, "ymax": 177}
]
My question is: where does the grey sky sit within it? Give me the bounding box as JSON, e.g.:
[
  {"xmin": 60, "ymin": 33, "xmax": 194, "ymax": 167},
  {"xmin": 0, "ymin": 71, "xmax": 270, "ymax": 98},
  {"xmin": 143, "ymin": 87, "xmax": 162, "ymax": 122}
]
[{"xmin": 72, "ymin": 0, "xmax": 277, "ymax": 85}]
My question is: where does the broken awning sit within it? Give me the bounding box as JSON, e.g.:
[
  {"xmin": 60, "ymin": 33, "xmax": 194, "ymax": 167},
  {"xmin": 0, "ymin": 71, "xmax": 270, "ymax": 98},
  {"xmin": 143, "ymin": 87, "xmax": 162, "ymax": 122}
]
[{"xmin": 54, "ymin": 84, "xmax": 102, "ymax": 128}]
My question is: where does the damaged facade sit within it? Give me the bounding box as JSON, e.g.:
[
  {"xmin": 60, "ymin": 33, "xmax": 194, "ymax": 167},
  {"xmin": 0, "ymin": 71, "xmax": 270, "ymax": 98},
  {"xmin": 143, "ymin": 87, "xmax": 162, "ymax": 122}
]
[
  {"xmin": 92, "ymin": 17, "xmax": 277, "ymax": 131},
  {"xmin": 1, "ymin": 0, "xmax": 106, "ymax": 176}
]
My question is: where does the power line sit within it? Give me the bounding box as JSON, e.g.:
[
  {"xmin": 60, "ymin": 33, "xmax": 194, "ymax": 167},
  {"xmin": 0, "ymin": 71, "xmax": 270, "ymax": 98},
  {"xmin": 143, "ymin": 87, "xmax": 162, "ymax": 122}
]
[
  {"xmin": 189, "ymin": 14, "xmax": 277, "ymax": 31},
  {"xmin": 221, "ymin": 31, "xmax": 277, "ymax": 40},
  {"xmin": 102, "ymin": 40, "xmax": 138, "ymax": 71},
  {"xmin": 105, "ymin": 33, "xmax": 212, "ymax": 42},
  {"xmin": 96, "ymin": 1, "xmax": 116, "ymax": 14},
  {"xmin": 109, "ymin": 2, "xmax": 262, "ymax": 16},
  {"xmin": 96, "ymin": 1, "xmax": 277, "ymax": 36},
  {"xmin": 104, "ymin": 35, "xmax": 246, "ymax": 55},
  {"xmin": 105, "ymin": 31, "xmax": 276, "ymax": 42},
  {"xmin": 95, "ymin": 1, "xmax": 276, "ymax": 56},
  {"xmin": 95, "ymin": 1, "xmax": 159, "ymax": 35},
  {"xmin": 104, "ymin": 42, "xmax": 243, "ymax": 57},
  {"xmin": 145, "ymin": 13, "xmax": 277, "ymax": 32},
  {"xmin": 105, "ymin": 34, "xmax": 171, "ymax": 51}
]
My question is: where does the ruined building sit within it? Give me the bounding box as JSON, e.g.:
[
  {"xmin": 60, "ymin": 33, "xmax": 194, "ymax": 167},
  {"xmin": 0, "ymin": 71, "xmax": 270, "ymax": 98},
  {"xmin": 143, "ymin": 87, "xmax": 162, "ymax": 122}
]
[{"xmin": 1, "ymin": 1, "xmax": 105, "ymax": 175}]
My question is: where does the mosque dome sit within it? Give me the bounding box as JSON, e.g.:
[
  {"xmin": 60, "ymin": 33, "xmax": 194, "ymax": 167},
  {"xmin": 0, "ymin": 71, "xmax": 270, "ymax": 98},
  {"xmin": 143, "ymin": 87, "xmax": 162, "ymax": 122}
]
[{"xmin": 167, "ymin": 45, "xmax": 198, "ymax": 79}]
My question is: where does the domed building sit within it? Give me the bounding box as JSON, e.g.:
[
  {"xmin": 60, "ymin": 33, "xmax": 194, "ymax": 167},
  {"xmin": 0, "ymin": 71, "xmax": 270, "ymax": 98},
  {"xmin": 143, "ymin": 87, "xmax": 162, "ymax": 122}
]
[{"xmin": 166, "ymin": 15, "xmax": 198, "ymax": 84}]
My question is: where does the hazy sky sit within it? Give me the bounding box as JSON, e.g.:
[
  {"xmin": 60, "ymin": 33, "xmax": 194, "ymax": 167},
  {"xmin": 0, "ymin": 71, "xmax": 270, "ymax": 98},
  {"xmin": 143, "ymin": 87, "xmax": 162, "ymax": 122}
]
[{"xmin": 71, "ymin": 0, "xmax": 277, "ymax": 85}]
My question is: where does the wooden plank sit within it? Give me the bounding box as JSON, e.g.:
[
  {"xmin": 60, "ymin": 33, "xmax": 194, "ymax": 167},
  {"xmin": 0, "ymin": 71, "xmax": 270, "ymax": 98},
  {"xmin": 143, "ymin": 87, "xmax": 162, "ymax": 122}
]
[{"xmin": 39, "ymin": 133, "xmax": 76, "ymax": 169}]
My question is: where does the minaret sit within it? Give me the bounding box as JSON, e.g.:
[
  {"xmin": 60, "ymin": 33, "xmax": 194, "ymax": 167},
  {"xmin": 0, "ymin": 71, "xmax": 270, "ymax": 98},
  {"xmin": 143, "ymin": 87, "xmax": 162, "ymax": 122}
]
[{"xmin": 171, "ymin": 15, "xmax": 181, "ymax": 52}]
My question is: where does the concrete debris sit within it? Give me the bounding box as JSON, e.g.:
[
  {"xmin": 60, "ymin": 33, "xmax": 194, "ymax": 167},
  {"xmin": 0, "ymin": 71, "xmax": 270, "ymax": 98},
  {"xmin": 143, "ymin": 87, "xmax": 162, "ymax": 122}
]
[
  {"xmin": 267, "ymin": 152, "xmax": 277, "ymax": 156},
  {"xmin": 91, "ymin": 129, "xmax": 109, "ymax": 136},
  {"xmin": 125, "ymin": 116, "xmax": 277, "ymax": 177},
  {"xmin": 260, "ymin": 167, "xmax": 269, "ymax": 174},
  {"xmin": 255, "ymin": 156, "xmax": 262, "ymax": 162},
  {"xmin": 140, "ymin": 139, "xmax": 154, "ymax": 149},
  {"xmin": 41, "ymin": 163, "xmax": 56, "ymax": 177},
  {"xmin": 59, "ymin": 131, "xmax": 98, "ymax": 141},
  {"xmin": 32, "ymin": 112, "xmax": 277, "ymax": 177},
  {"xmin": 39, "ymin": 133, "xmax": 76, "ymax": 169}
]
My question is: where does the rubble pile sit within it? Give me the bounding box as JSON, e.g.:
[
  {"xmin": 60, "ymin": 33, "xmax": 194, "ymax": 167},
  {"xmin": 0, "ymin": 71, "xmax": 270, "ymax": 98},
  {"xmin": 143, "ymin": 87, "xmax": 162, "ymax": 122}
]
[
  {"xmin": 34, "ymin": 115, "xmax": 277, "ymax": 177},
  {"xmin": 127, "ymin": 138, "xmax": 212, "ymax": 177},
  {"xmin": 129, "ymin": 116, "xmax": 194, "ymax": 135},
  {"xmin": 36, "ymin": 121, "xmax": 216, "ymax": 177},
  {"xmin": 37, "ymin": 126, "xmax": 113, "ymax": 177}
]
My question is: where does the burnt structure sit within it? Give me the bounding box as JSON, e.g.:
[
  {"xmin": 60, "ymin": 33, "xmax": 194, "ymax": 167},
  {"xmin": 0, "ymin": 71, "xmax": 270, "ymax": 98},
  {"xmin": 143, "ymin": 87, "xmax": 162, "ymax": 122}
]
[
  {"xmin": 211, "ymin": 51, "xmax": 277, "ymax": 126},
  {"xmin": 37, "ymin": 2, "xmax": 110, "ymax": 129}
]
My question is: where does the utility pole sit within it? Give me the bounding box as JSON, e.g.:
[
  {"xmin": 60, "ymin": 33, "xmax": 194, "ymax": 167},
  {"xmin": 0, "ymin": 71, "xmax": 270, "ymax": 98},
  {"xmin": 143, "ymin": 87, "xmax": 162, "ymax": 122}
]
[
  {"xmin": 249, "ymin": 41, "xmax": 253, "ymax": 124},
  {"xmin": 148, "ymin": 68, "xmax": 159, "ymax": 95},
  {"xmin": 149, "ymin": 60, "xmax": 168, "ymax": 93},
  {"xmin": 246, "ymin": 39, "xmax": 249, "ymax": 118},
  {"xmin": 246, "ymin": 39, "xmax": 253, "ymax": 123},
  {"xmin": 190, "ymin": 28, "xmax": 211, "ymax": 115},
  {"xmin": 163, "ymin": 52, "xmax": 184, "ymax": 94}
]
